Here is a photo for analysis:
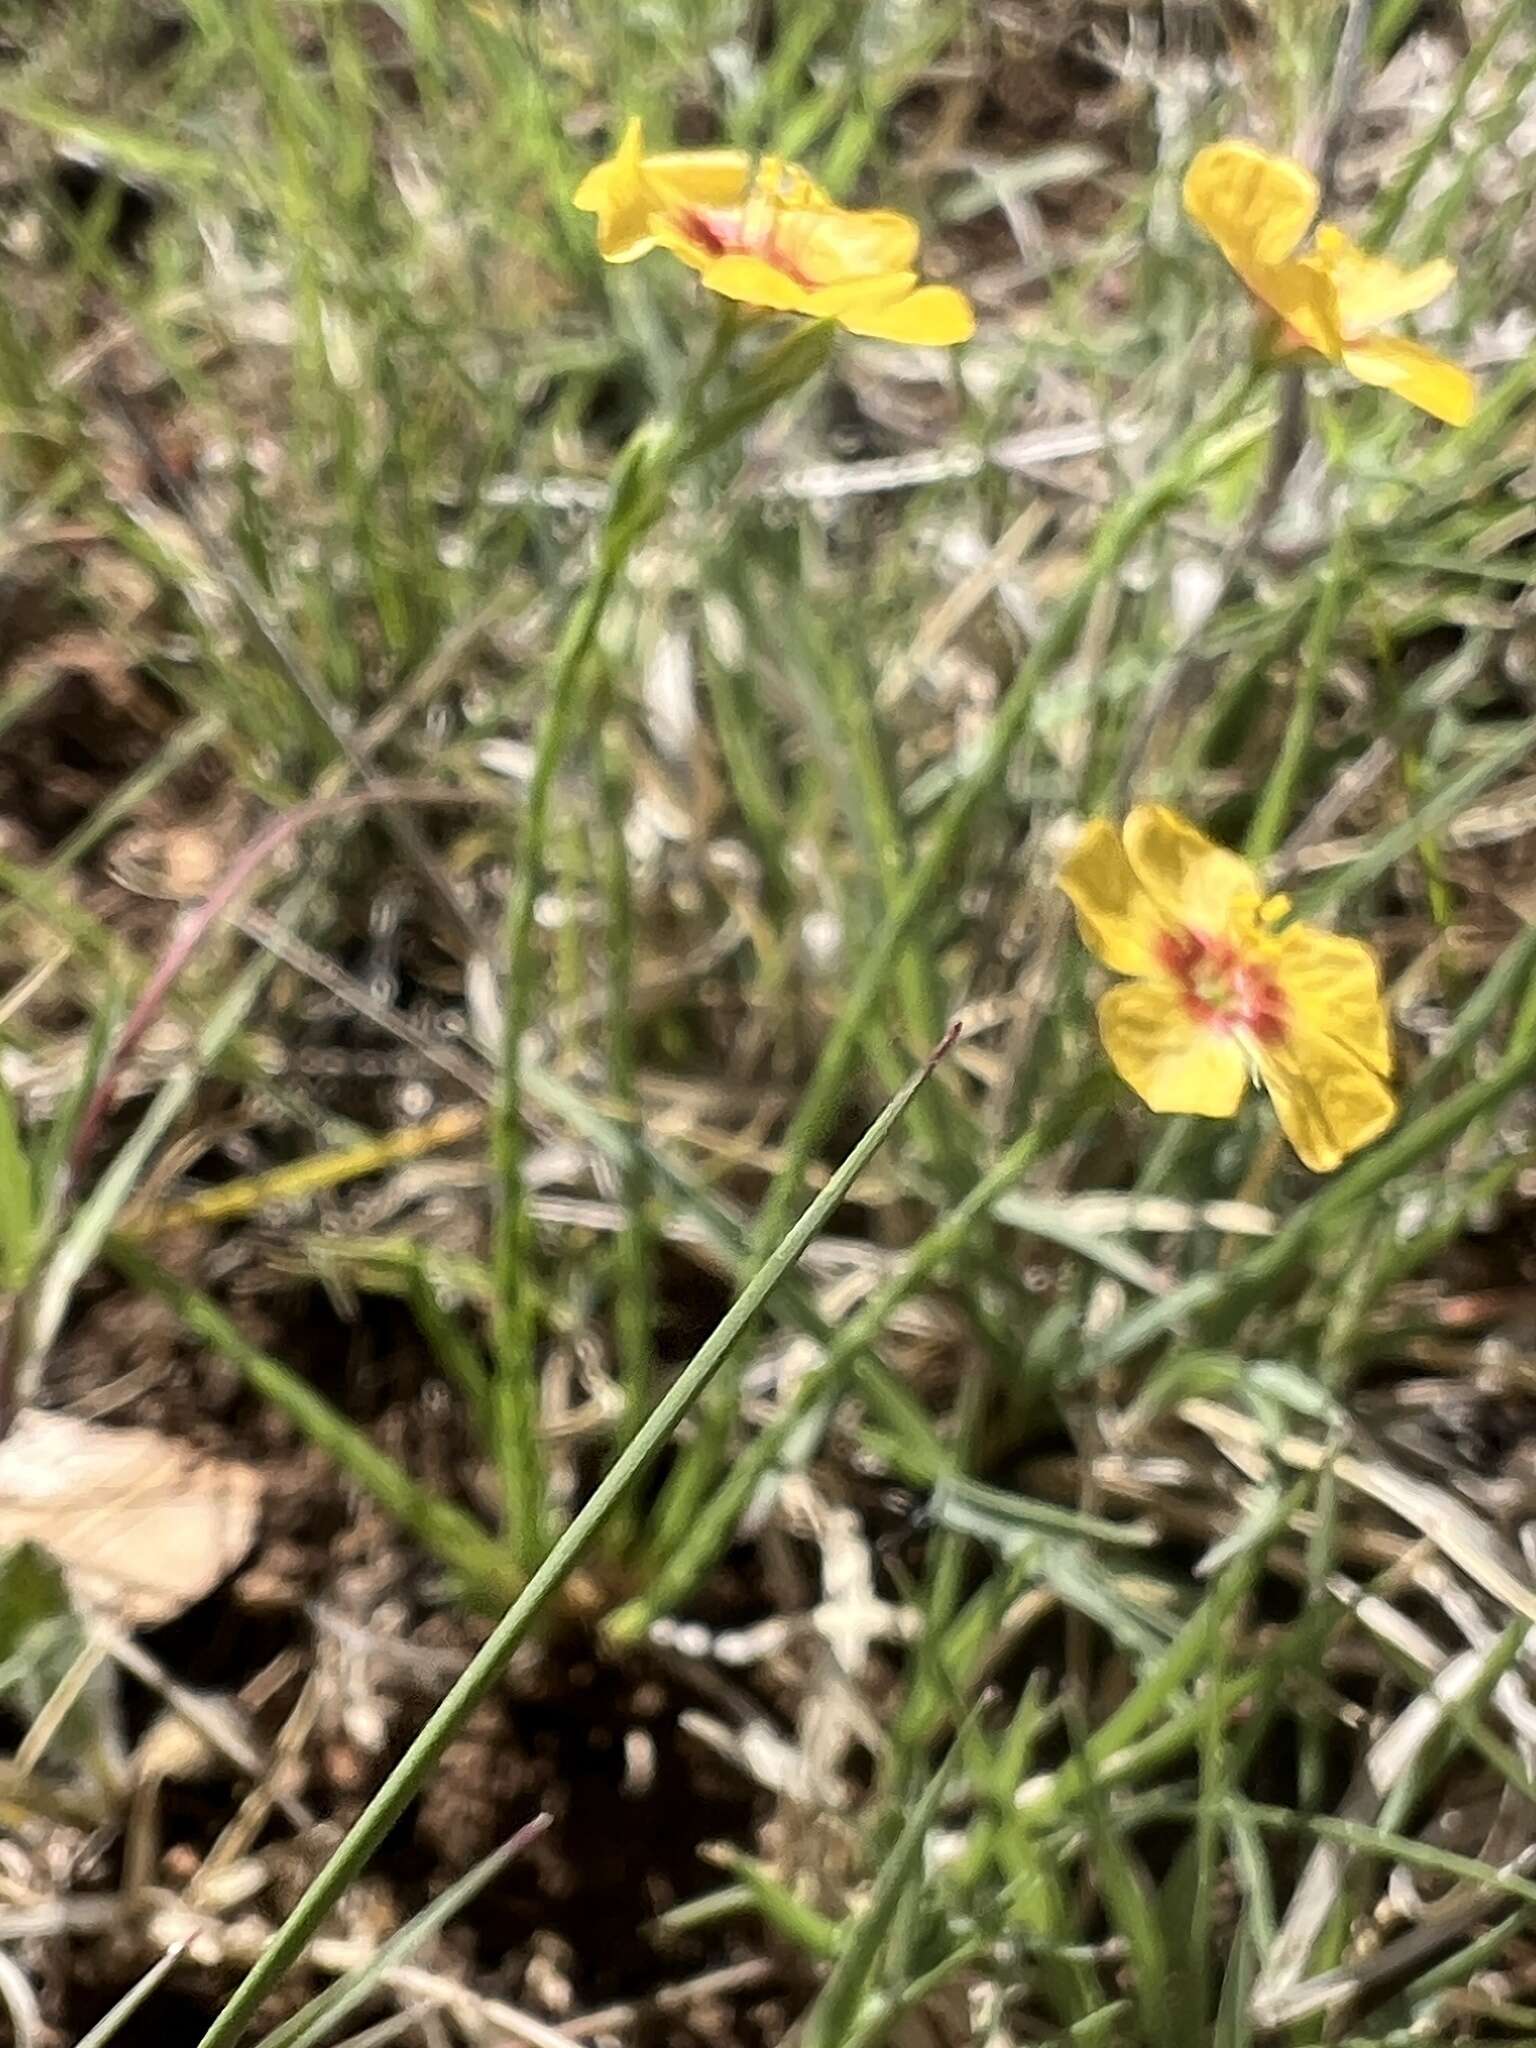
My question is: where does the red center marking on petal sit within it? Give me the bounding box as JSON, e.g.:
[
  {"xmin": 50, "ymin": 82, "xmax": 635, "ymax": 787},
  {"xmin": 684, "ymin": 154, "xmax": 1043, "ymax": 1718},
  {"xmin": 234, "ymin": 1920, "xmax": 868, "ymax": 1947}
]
[
  {"xmin": 1156, "ymin": 928, "xmax": 1288, "ymax": 1044},
  {"xmin": 674, "ymin": 203, "xmax": 815, "ymax": 287}
]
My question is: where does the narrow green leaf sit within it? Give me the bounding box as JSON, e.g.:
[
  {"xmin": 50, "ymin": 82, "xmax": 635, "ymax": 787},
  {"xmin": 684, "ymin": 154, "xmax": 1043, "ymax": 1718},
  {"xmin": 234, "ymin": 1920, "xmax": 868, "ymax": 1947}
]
[
  {"xmin": 77, "ymin": 1947, "xmax": 190, "ymax": 2048},
  {"xmin": 0, "ymin": 1071, "xmax": 35, "ymax": 1290},
  {"xmin": 255, "ymin": 1820, "xmax": 549, "ymax": 2048},
  {"xmin": 798, "ymin": 1742, "xmax": 961, "ymax": 2048},
  {"xmin": 194, "ymin": 1032, "xmax": 945, "ymax": 2048},
  {"xmin": 108, "ymin": 1240, "xmax": 522, "ymax": 1606},
  {"xmin": 0, "ymin": 89, "xmax": 224, "ymax": 183},
  {"xmin": 931, "ymin": 1473, "xmax": 1156, "ymax": 1553},
  {"xmin": 719, "ymin": 1854, "xmax": 842, "ymax": 1962}
]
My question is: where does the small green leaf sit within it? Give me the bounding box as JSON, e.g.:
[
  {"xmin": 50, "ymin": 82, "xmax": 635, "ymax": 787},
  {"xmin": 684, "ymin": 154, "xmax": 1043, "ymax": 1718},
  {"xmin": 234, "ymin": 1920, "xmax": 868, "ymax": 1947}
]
[
  {"xmin": 720, "ymin": 1853, "xmax": 842, "ymax": 1962},
  {"xmin": 931, "ymin": 1472, "xmax": 1156, "ymax": 1554},
  {"xmin": 799, "ymin": 1743, "xmax": 961, "ymax": 2048},
  {"xmin": 0, "ymin": 89, "xmax": 223, "ymax": 185},
  {"xmin": 0, "ymin": 1070, "xmax": 35, "ymax": 1289},
  {"xmin": 0, "ymin": 1541, "xmax": 92, "ymax": 1735}
]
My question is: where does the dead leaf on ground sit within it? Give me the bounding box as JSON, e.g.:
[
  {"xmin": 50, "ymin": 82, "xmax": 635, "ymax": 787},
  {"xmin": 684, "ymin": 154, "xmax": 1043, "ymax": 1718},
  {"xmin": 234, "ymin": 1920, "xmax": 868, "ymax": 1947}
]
[{"xmin": 0, "ymin": 1410, "xmax": 262, "ymax": 1628}]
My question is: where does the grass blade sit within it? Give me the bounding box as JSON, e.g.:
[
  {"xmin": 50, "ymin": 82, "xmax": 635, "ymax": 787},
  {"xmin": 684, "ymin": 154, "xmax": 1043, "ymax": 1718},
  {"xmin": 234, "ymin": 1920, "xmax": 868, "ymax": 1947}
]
[
  {"xmin": 76, "ymin": 1946, "xmax": 189, "ymax": 2048},
  {"xmin": 254, "ymin": 1819, "xmax": 550, "ymax": 2048},
  {"xmin": 798, "ymin": 1739, "xmax": 962, "ymax": 2048},
  {"xmin": 107, "ymin": 1239, "xmax": 522, "ymax": 1605},
  {"xmin": 194, "ymin": 1022, "xmax": 952, "ymax": 2048}
]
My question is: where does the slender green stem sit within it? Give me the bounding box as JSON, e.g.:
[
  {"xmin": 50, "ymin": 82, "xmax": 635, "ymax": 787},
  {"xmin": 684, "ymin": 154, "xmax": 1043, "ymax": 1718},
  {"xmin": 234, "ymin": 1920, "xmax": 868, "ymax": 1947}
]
[
  {"xmin": 193, "ymin": 1025, "xmax": 951, "ymax": 2048},
  {"xmin": 489, "ymin": 316, "xmax": 833, "ymax": 1567},
  {"xmin": 797, "ymin": 1746, "xmax": 964, "ymax": 2048},
  {"xmin": 658, "ymin": 370, "xmax": 1257, "ymax": 1517},
  {"xmin": 406, "ymin": 1257, "xmax": 495, "ymax": 1447},
  {"xmin": 1245, "ymin": 532, "xmax": 1350, "ymax": 863},
  {"xmin": 257, "ymin": 1820, "xmax": 551, "ymax": 2048},
  {"xmin": 76, "ymin": 1946, "xmax": 188, "ymax": 2048},
  {"xmin": 1407, "ymin": 920, "xmax": 1536, "ymax": 1109},
  {"xmin": 1209, "ymin": 1801, "xmax": 1536, "ymax": 1916},
  {"xmin": 491, "ymin": 516, "xmax": 640, "ymax": 1567},
  {"xmin": 596, "ymin": 698, "xmax": 654, "ymax": 1555},
  {"xmin": 1116, "ymin": 375, "xmax": 1303, "ymax": 809},
  {"xmin": 882, "ymin": 1358, "xmax": 994, "ymax": 1775},
  {"xmin": 490, "ymin": 394, "xmax": 701, "ymax": 1562}
]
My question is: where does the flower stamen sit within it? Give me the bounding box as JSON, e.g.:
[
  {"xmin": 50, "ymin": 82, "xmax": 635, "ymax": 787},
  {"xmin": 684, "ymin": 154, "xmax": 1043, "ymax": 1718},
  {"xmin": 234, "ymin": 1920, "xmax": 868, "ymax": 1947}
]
[
  {"xmin": 1056, "ymin": 805, "xmax": 1395, "ymax": 1172},
  {"xmin": 674, "ymin": 200, "xmax": 814, "ymax": 287},
  {"xmin": 1157, "ymin": 928, "xmax": 1288, "ymax": 1045},
  {"xmin": 574, "ymin": 120, "xmax": 974, "ymax": 346}
]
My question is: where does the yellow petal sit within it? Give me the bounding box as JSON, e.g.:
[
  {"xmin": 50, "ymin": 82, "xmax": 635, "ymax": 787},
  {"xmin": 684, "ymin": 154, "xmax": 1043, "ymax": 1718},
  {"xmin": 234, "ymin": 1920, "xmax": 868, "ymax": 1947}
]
[
  {"xmin": 695, "ymin": 251, "xmax": 817, "ymax": 314},
  {"xmin": 1274, "ymin": 924, "xmax": 1392, "ymax": 1078},
  {"xmin": 1308, "ymin": 225, "xmax": 1455, "ymax": 335},
  {"xmin": 1249, "ymin": 255, "xmax": 1344, "ymax": 360},
  {"xmin": 1183, "ymin": 140, "xmax": 1320, "ymax": 271},
  {"xmin": 575, "ymin": 122, "xmax": 753, "ymax": 266},
  {"xmin": 572, "ymin": 116, "xmax": 644, "ymax": 212},
  {"xmin": 1340, "ymin": 332, "xmax": 1476, "ymax": 425},
  {"xmin": 1057, "ymin": 819, "xmax": 1164, "ymax": 977},
  {"xmin": 1098, "ymin": 983, "xmax": 1248, "ymax": 1119},
  {"xmin": 773, "ymin": 206, "xmax": 922, "ymax": 286},
  {"xmin": 796, "ymin": 274, "xmax": 915, "ymax": 331},
  {"xmin": 838, "ymin": 281, "xmax": 975, "ymax": 345},
  {"xmin": 641, "ymin": 149, "xmax": 753, "ymax": 211},
  {"xmin": 573, "ymin": 116, "xmax": 659, "ymax": 263},
  {"xmin": 1122, "ymin": 805, "xmax": 1262, "ymax": 937},
  {"xmin": 1254, "ymin": 1025, "xmax": 1397, "ymax": 1174},
  {"xmin": 648, "ymin": 216, "xmax": 718, "ymax": 277},
  {"xmin": 571, "ymin": 158, "xmax": 612, "ymax": 212}
]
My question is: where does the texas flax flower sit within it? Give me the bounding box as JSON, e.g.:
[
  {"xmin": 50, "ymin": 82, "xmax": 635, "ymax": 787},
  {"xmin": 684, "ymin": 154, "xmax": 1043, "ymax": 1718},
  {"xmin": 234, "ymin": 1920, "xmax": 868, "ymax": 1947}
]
[
  {"xmin": 1183, "ymin": 138, "xmax": 1474, "ymax": 426},
  {"xmin": 574, "ymin": 118, "xmax": 974, "ymax": 345},
  {"xmin": 1058, "ymin": 806, "xmax": 1395, "ymax": 1173}
]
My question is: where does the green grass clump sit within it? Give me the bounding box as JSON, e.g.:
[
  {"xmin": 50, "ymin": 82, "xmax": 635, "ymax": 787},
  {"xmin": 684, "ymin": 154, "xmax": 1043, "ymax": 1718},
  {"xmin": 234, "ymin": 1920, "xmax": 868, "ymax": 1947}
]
[{"xmin": 2, "ymin": 2, "xmax": 1536, "ymax": 2044}]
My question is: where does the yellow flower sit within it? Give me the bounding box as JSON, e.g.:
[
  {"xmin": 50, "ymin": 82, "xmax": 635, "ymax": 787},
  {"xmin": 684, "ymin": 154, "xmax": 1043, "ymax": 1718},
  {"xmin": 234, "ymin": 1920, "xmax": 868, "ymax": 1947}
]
[
  {"xmin": 1058, "ymin": 806, "xmax": 1395, "ymax": 1173},
  {"xmin": 573, "ymin": 118, "xmax": 974, "ymax": 346},
  {"xmin": 1182, "ymin": 139, "xmax": 1474, "ymax": 426}
]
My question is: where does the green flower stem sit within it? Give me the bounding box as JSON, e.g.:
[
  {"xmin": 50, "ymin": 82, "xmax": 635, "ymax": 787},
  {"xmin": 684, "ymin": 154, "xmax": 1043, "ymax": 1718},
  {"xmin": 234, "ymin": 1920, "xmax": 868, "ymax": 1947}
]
[
  {"xmin": 490, "ymin": 315, "xmax": 833, "ymax": 1569},
  {"xmin": 1244, "ymin": 530, "xmax": 1351, "ymax": 863},
  {"xmin": 491, "ymin": 491, "xmax": 648, "ymax": 1570},
  {"xmin": 595, "ymin": 688, "xmax": 653, "ymax": 1559},
  {"xmin": 812, "ymin": 630, "xmax": 957, "ymax": 1168},
  {"xmin": 657, "ymin": 369, "xmax": 1259, "ymax": 1527},
  {"xmin": 193, "ymin": 1023, "xmax": 950, "ymax": 2048}
]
